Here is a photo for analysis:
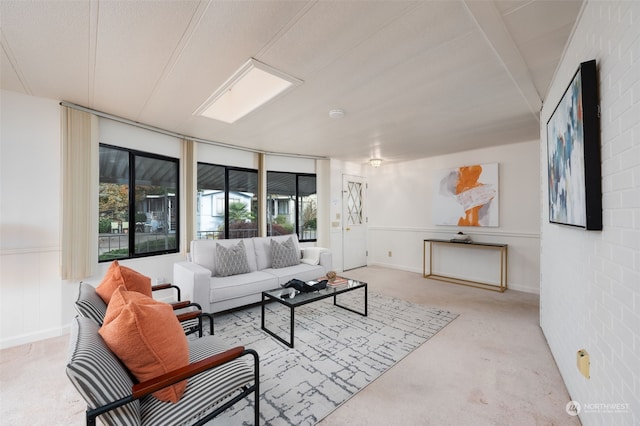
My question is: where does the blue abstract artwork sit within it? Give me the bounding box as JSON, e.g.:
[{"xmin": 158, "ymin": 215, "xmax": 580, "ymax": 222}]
[{"xmin": 547, "ymin": 70, "xmax": 586, "ymax": 227}]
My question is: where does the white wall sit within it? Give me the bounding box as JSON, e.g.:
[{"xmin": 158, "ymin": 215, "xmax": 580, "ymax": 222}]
[
  {"xmin": 366, "ymin": 140, "xmax": 541, "ymax": 293},
  {"xmin": 199, "ymin": 142, "xmax": 258, "ymax": 169},
  {"xmin": 540, "ymin": 1, "xmax": 640, "ymax": 424},
  {"xmin": 1, "ymin": 90, "xmax": 65, "ymax": 347},
  {"xmin": 0, "ymin": 97, "xmax": 189, "ymax": 348}
]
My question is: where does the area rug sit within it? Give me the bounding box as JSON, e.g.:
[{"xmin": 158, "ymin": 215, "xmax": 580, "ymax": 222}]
[{"xmin": 206, "ymin": 291, "xmax": 458, "ymax": 425}]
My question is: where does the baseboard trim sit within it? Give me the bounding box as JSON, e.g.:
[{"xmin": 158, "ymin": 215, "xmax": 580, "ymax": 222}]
[
  {"xmin": 368, "ymin": 262, "xmax": 539, "ymax": 294},
  {"xmin": 505, "ymin": 282, "xmax": 539, "ymax": 294},
  {"xmin": 1, "ymin": 325, "xmax": 70, "ymax": 350},
  {"xmin": 0, "ymin": 246, "xmax": 60, "ymax": 256},
  {"xmin": 370, "ymin": 261, "xmax": 422, "ymax": 274}
]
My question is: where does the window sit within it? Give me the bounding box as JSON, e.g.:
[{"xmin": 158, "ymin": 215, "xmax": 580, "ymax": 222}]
[
  {"xmin": 267, "ymin": 172, "xmax": 317, "ymax": 241},
  {"xmin": 99, "ymin": 145, "xmax": 179, "ymax": 261},
  {"xmin": 197, "ymin": 163, "xmax": 259, "ymax": 239}
]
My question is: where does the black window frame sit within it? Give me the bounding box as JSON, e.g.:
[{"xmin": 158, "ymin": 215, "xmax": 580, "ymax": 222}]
[
  {"xmin": 267, "ymin": 171, "xmax": 317, "ymax": 242},
  {"xmin": 99, "ymin": 143, "xmax": 180, "ymax": 262},
  {"xmin": 197, "ymin": 162, "xmax": 259, "ymax": 240}
]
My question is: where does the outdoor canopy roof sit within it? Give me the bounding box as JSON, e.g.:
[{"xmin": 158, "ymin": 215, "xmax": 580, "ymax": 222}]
[
  {"xmin": 100, "ymin": 150, "xmax": 316, "ymax": 197},
  {"xmin": 99, "ymin": 146, "xmax": 177, "ymax": 187},
  {"xmin": 198, "ymin": 164, "xmax": 316, "ymax": 197}
]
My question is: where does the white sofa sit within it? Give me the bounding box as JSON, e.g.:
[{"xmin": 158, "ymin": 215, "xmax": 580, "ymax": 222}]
[{"xmin": 173, "ymin": 234, "xmax": 332, "ymax": 313}]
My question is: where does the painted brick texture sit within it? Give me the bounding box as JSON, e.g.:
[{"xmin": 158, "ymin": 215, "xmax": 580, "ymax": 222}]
[{"xmin": 540, "ymin": 1, "xmax": 640, "ymax": 425}]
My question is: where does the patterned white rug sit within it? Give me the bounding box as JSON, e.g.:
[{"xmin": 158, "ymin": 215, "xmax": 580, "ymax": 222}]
[{"xmin": 208, "ymin": 291, "xmax": 458, "ymax": 425}]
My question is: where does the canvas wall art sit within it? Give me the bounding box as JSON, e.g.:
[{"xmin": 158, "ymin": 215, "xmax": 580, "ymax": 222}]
[
  {"xmin": 433, "ymin": 163, "xmax": 499, "ymax": 227},
  {"xmin": 546, "ymin": 59, "xmax": 602, "ymax": 230}
]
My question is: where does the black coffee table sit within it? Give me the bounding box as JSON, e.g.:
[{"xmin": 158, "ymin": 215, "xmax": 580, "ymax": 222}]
[{"xmin": 261, "ymin": 279, "xmax": 367, "ymax": 348}]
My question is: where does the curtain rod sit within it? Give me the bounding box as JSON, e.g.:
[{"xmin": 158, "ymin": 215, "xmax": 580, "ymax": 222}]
[{"xmin": 59, "ymin": 101, "xmax": 328, "ymax": 160}]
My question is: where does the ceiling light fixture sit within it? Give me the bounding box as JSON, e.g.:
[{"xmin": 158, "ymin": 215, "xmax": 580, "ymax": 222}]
[
  {"xmin": 194, "ymin": 58, "xmax": 302, "ymax": 123},
  {"xmin": 329, "ymin": 109, "xmax": 345, "ymax": 119},
  {"xmin": 369, "ymin": 158, "xmax": 383, "ymax": 168}
]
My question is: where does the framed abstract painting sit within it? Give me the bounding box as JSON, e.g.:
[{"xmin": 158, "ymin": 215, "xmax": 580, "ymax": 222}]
[
  {"xmin": 546, "ymin": 59, "xmax": 602, "ymax": 230},
  {"xmin": 433, "ymin": 162, "xmax": 499, "ymax": 227}
]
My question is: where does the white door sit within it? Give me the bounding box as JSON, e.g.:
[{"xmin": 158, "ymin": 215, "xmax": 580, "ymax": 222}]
[{"xmin": 342, "ymin": 175, "xmax": 367, "ymax": 270}]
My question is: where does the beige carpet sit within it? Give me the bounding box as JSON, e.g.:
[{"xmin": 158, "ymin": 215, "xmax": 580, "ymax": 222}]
[
  {"xmin": 0, "ymin": 266, "xmax": 579, "ymax": 425},
  {"xmin": 319, "ymin": 266, "xmax": 579, "ymax": 426}
]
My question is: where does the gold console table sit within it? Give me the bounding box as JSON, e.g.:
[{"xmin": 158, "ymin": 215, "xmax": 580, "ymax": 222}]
[{"xmin": 423, "ymin": 239, "xmax": 508, "ymax": 292}]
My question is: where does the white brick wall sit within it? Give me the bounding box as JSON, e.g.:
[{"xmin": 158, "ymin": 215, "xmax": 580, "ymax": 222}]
[{"xmin": 540, "ymin": 1, "xmax": 640, "ymax": 425}]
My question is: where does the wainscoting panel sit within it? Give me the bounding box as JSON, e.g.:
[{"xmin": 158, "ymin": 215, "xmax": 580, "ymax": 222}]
[{"xmin": 367, "ymin": 227, "xmax": 540, "ymax": 293}]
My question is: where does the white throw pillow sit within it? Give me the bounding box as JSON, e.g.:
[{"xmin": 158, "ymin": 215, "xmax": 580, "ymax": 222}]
[{"xmin": 300, "ymin": 247, "xmax": 322, "ymax": 265}]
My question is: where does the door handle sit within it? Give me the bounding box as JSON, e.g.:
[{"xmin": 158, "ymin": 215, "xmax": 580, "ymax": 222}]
[{"xmin": 345, "ymin": 227, "xmax": 351, "ymax": 231}]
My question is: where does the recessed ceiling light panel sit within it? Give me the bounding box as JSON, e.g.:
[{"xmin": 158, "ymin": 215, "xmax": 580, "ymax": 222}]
[{"xmin": 194, "ymin": 58, "xmax": 302, "ymax": 124}]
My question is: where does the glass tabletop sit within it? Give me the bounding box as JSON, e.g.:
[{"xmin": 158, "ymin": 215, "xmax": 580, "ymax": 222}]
[{"xmin": 263, "ymin": 278, "xmax": 366, "ymax": 307}]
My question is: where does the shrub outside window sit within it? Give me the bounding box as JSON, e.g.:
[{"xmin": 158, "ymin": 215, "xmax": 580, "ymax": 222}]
[{"xmin": 99, "ymin": 145, "xmax": 179, "ymax": 261}]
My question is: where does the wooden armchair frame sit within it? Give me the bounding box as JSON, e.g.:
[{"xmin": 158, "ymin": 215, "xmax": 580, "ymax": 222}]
[
  {"xmin": 86, "ymin": 347, "xmax": 260, "ymax": 426},
  {"xmin": 152, "ymin": 283, "xmax": 214, "ymax": 336}
]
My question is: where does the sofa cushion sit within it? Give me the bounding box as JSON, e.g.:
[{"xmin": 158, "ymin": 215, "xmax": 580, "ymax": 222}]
[
  {"xmin": 190, "ymin": 240, "xmax": 216, "ymax": 274},
  {"xmin": 96, "ymin": 260, "xmax": 152, "ymax": 304},
  {"xmin": 215, "ymin": 240, "xmax": 251, "ymax": 277},
  {"xmin": 191, "ymin": 238, "xmax": 258, "ymax": 276},
  {"xmin": 271, "ymin": 237, "xmax": 300, "ymax": 269},
  {"xmin": 208, "ymin": 271, "xmax": 278, "ymax": 303},
  {"xmin": 99, "ymin": 286, "xmax": 190, "ymax": 403},
  {"xmin": 66, "ymin": 316, "xmax": 141, "ymax": 426},
  {"xmin": 263, "ymin": 263, "xmax": 326, "ymax": 286}
]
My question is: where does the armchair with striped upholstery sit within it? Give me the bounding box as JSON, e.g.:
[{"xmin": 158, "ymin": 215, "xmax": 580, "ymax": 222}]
[{"xmin": 66, "ymin": 316, "xmax": 259, "ymax": 425}]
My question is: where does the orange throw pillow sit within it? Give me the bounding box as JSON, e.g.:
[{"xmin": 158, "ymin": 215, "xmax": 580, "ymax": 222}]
[
  {"xmin": 96, "ymin": 260, "xmax": 152, "ymax": 304},
  {"xmin": 98, "ymin": 286, "xmax": 190, "ymax": 403}
]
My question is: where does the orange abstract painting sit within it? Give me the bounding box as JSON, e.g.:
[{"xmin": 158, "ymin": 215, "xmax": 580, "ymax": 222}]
[{"xmin": 433, "ymin": 163, "xmax": 499, "ymax": 227}]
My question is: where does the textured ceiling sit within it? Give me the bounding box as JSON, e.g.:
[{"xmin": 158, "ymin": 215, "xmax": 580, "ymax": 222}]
[{"xmin": 1, "ymin": 0, "xmax": 583, "ymax": 165}]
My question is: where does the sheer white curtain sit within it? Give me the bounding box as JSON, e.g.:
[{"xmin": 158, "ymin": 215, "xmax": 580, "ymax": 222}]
[
  {"xmin": 61, "ymin": 106, "xmax": 98, "ymax": 280},
  {"xmin": 258, "ymin": 153, "xmax": 266, "ymax": 237},
  {"xmin": 182, "ymin": 138, "xmax": 196, "ymax": 247}
]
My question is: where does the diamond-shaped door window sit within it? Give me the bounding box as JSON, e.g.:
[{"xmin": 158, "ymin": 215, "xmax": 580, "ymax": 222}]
[{"xmin": 347, "ymin": 182, "xmax": 363, "ymax": 225}]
